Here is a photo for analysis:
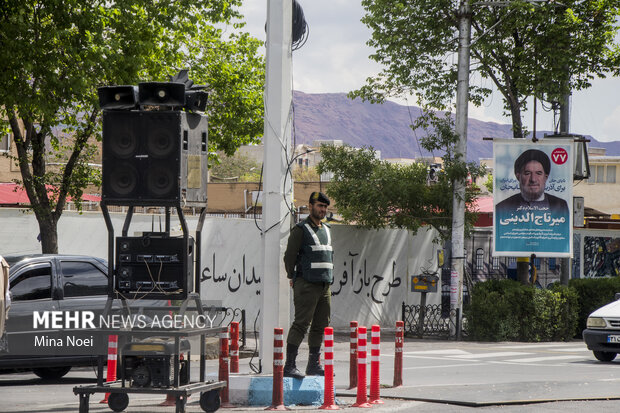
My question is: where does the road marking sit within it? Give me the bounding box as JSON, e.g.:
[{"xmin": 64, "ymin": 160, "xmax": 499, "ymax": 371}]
[
  {"xmin": 402, "ymin": 362, "xmax": 487, "ymax": 370},
  {"xmin": 495, "ymin": 343, "xmax": 578, "ymax": 348},
  {"xmin": 402, "ymin": 349, "xmax": 470, "ymax": 356},
  {"xmin": 503, "ymin": 355, "xmax": 585, "ymax": 363},
  {"xmin": 450, "ymin": 351, "xmax": 530, "ymax": 359},
  {"xmin": 553, "ymin": 346, "xmax": 589, "ymax": 352}
]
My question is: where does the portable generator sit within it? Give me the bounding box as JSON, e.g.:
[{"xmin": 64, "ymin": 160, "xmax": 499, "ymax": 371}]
[{"xmin": 121, "ymin": 337, "xmax": 190, "ymax": 388}]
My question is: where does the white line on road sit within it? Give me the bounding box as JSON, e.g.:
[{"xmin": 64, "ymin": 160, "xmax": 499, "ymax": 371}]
[
  {"xmin": 553, "ymin": 347, "xmax": 590, "ymax": 352},
  {"xmin": 494, "ymin": 343, "xmax": 582, "ymax": 349},
  {"xmin": 402, "ymin": 362, "xmax": 487, "ymax": 370},
  {"xmin": 402, "ymin": 349, "xmax": 470, "ymax": 356},
  {"xmin": 449, "ymin": 351, "xmax": 530, "ymax": 359},
  {"xmin": 503, "ymin": 355, "xmax": 585, "ymax": 363}
]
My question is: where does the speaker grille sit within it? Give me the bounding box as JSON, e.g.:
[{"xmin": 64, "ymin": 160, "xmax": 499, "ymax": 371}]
[
  {"xmin": 102, "ymin": 110, "xmax": 207, "ymax": 206},
  {"xmin": 108, "ymin": 163, "xmax": 139, "ymax": 197}
]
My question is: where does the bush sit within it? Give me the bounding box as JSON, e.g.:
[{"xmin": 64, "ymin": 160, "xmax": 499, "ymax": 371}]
[
  {"xmin": 569, "ymin": 277, "xmax": 620, "ymax": 335},
  {"xmin": 465, "ymin": 279, "xmax": 578, "ymax": 342}
]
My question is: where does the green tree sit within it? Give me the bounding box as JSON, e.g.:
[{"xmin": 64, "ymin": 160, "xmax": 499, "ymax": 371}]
[
  {"xmin": 0, "ymin": 0, "xmax": 264, "ymax": 253},
  {"xmin": 484, "ymin": 173, "xmax": 493, "ymax": 193},
  {"xmin": 354, "ymin": 0, "xmax": 620, "ymax": 138},
  {"xmin": 292, "ymin": 166, "xmax": 319, "ymax": 182},
  {"xmin": 318, "ymin": 114, "xmax": 484, "ymax": 240},
  {"xmin": 210, "ymin": 153, "xmax": 261, "ymax": 182}
]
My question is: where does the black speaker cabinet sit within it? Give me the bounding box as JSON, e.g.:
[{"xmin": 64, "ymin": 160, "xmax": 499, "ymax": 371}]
[
  {"xmin": 115, "ymin": 235, "xmax": 194, "ymax": 299},
  {"xmin": 102, "ymin": 110, "xmax": 208, "ymax": 206}
]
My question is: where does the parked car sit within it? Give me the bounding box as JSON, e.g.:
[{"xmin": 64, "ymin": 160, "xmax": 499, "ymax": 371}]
[
  {"xmin": 583, "ymin": 294, "xmax": 620, "ymax": 362},
  {"xmin": 0, "ymin": 254, "xmax": 163, "ymax": 379}
]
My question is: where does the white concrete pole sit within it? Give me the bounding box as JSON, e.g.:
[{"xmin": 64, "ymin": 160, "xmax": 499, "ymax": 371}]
[
  {"xmin": 260, "ymin": 0, "xmax": 293, "ymax": 373},
  {"xmin": 451, "ymin": 0, "xmax": 471, "ymax": 339}
]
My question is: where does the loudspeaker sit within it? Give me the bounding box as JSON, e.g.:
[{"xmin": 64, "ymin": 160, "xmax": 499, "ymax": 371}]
[
  {"xmin": 138, "ymin": 82, "xmax": 186, "ymax": 107},
  {"xmin": 98, "ymin": 86, "xmax": 139, "ymax": 110},
  {"xmin": 102, "ymin": 110, "xmax": 208, "ymax": 206},
  {"xmin": 184, "ymin": 90, "xmax": 208, "ymax": 112},
  {"xmin": 115, "ymin": 235, "xmax": 194, "ymax": 299}
]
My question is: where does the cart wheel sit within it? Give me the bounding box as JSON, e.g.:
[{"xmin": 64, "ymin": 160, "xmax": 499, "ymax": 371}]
[
  {"xmin": 108, "ymin": 393, "xmax": 129, "ymax": 412},
  {"xmin": 199, "ymin": 390, "xmax": 220, "ymax": 412}
]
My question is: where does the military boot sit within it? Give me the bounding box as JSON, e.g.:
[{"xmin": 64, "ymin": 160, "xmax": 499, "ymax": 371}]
[
  {"xmin": 305, "ymin": 346, "xmax": 325, "ymax": 376},
  {"xmin": 283, "ymin": 344, "xmax": 305, "ymax": 380}
]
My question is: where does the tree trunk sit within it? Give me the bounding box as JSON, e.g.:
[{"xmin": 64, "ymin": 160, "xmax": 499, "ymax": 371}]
[
  {"xmin": 508, "ymin": 98, "xmax": 524, "ymax": 139},
  {"xmin": 37, "ymin": 213, "xmax": 59, "ymax": 254}
]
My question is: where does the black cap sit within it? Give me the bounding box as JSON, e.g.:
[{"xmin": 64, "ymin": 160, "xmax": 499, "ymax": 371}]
[
  {"xmin": 309, "ymin": 191, "xmax": 330, "ymax": 205},
  {"xmin": 514, "ymin": 149, "xmax": 551, "ymax": 176}
]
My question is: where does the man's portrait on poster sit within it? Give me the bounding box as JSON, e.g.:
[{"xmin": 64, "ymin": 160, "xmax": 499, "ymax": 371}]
[{"xmin": 495, "ymin": 149, "xmax": 569, "ymax": 220}]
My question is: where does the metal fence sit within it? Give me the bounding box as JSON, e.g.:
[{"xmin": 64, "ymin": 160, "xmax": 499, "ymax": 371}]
[{"xmin": 401, "ymin": 302, "xmax": 465, "ymax": 339}]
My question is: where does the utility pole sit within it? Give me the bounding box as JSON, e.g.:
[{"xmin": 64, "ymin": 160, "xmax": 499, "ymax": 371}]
[
  {"xmin": 260, "ymin": 0, "xmax": 293, "ymax": 373},
  {"xmin": 451, "ymin": 0, "xmax": 471, "ymax": 338},
  {"xmin": 559, "ymin": 86, "xmax": 571, "ymax": 285}
]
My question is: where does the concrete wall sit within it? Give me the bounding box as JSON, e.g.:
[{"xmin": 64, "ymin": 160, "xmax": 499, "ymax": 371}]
[{"xmin": 206, "ymin": 182, "xmax": 332, "ymax": 213}]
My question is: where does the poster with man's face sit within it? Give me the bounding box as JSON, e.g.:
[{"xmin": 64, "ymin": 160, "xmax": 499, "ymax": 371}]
[{"xmin": 493, "ymin": 139, "xmax": 573, "ymax": 257}]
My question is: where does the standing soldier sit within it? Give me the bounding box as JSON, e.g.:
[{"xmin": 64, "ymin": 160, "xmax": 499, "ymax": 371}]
[{"xmin": 283, "ymin": 192, "xmax": 333, "ymax": 379}]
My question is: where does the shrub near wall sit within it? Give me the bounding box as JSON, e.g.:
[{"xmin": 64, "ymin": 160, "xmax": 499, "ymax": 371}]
[
  {"xmin": 465, "ymin": 280, "xmax": 578, "ymax": 342},
  {"xmin": 569, "ymin": 277, "xmax": 620, "ymax": 335}
]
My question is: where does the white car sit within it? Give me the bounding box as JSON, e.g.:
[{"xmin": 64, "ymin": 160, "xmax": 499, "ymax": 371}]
[{"xmin": 583, "ymin": 295, "xmax": 620, "ymax": 362}]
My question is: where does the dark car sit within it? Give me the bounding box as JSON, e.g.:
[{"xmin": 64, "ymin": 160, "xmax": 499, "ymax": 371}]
[{"xmin": 1, "ymin": 254, "xmax": 155, "ymax": 379}]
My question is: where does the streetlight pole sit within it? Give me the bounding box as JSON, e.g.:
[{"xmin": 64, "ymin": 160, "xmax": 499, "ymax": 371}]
[
  {"xmin": 451, "ymin": 0, "xmax": 472, "ymax": 338},
  {"xmin": 260, "ymin": 0, "xmax": 293, "ymax": 373}
]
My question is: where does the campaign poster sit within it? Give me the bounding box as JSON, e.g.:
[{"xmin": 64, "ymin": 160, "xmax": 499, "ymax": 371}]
[{"xmin": 493, "ymin": 139, "xmax": 573, "ymax": 257}]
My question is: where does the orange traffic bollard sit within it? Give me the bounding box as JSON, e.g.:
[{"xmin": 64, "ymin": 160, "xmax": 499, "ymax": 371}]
[
  {"xmin": 352, "ymin": 326, "xmax": 371, "ymax": 408},
  {"xmin": 369, "ymin": 325, "xmax": 383, "ymax": 404},
  {"xmin": 266, "ymin": 327, "xmax": 288, "ymax": 411},
  {"xmin": 100, "ymin": 335, "xmax": 118, "ymax": 404},
  {"xmin": 348, "ymin": 321, "xmax": 358, "ymax": 389},
  {"xmin": 393, "ymin": 321, "xmax": 404, "ymax": 387},
  {"xmin": 319, "ymin": 327, "xmax": 339, "ymax": 410},
  {"xmin": 230, "ymin": 321, "xmax": 240, "ymax": 373},
  {"xmin": 219, "ymin": 327, "xmax": 233, "ymax": 408}
]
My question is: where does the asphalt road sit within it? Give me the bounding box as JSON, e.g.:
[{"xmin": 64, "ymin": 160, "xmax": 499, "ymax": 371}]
[{"xmin": 2, "ymin": 338, "xmax": 620, "ymax": 412}]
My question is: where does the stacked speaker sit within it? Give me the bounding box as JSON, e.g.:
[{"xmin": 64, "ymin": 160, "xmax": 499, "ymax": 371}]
[
  {"xmin": 100, "ymin": 83, "xmax": 208, "ymax": 207},
  {"xmin": 99, "ymin": 78, "xmax": 207, "ymax": 299}
]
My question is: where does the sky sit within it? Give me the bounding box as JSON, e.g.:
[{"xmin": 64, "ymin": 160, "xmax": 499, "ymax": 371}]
[{"xmin": 236, "ymin": 1, "xmax": 620, "ymax": 142}]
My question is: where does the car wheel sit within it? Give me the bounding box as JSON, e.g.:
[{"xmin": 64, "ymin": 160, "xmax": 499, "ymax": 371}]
[
  {"xmin": 593, "ymin": 351, "xmax": 617, "ymax": 362},
  {"xmin": 32, "ymin": 366, "xmax": 72, "ymax": 380}
]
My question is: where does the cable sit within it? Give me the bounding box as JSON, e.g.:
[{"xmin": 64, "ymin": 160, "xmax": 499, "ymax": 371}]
[
  {"xmin": 283, "ymin": 149, "xmax": 315, "ymax": 213},
  {"xmin": 292, "ymin": 0, "xmax": 308, "ymax": 51},
  {"xmin": 253, "ymin": 165, "xmax": 264, "ymax": 232},
  {"xmin": 248, "ymin": 309, "xmax": 262, "ymax": 373},
  {"xmin": 404, "ymin": 96, "xmax": 426, "ymax": 159}
]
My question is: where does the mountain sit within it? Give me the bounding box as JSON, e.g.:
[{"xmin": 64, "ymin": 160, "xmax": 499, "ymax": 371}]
[{"xmin": 292, "ymin": 91, "xmax": 620, "ymax": 161}]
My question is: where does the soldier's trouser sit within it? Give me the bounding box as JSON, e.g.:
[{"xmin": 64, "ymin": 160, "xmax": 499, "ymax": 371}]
[{"xmin": 287, "ymin": 277, "xmax": 331, "ymax": 348}]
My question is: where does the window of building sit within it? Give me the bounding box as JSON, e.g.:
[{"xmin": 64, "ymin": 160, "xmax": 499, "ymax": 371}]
[
  {"xmin": 492, "ymin": 256, "xmax": 500, "ymax": 270},
  {"xmin": 475, "ymin": 249, "xmax": 484, "ymax": 272},
  {"xmin": 590, "ymin": 164, "xmax": 618, "ymax": 184},
  {"xmin": 0, "ymin": 133, "xmax": 9, "ymax": 152},
  {"xmin": 533, "ymin": 258, "xmax": 541, "ymax": 269},
  {"xmin": 548, "ymin": 258, "xmax": 556, "ymax": 270},
  {"xmin": 596, "ymin": 165, "xmax": 605, "ymax": 183},
  {"xmin": 607, "ymin": 165, "xmax": 616, "ymax": 184}
]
